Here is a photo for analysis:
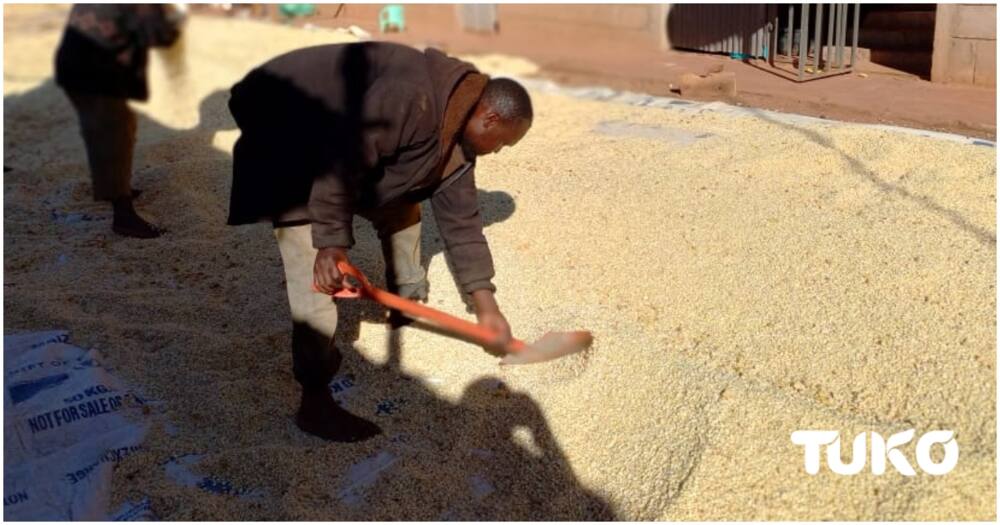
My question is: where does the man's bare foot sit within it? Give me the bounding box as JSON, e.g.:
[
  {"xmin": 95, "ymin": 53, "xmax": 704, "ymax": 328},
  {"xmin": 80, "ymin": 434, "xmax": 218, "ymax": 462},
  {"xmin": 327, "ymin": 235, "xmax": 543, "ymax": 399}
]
[
  {"xmin": 296, "ymin": 388, "xmax": 382, "ymax": 442},
  {"xmin": 112, "ymin": 197, "xmax": 163, "ymax": 239},
  {"xmin": 112, "ymin": 212, "xmax": 164, "ymax": 238}
]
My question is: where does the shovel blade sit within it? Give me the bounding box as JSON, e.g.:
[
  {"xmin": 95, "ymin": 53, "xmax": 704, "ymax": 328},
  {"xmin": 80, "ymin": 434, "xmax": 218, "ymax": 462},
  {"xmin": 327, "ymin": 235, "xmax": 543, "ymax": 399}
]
[{"xmin": 500, "ymin": 331, "xmax": 593, "ymax": 365}]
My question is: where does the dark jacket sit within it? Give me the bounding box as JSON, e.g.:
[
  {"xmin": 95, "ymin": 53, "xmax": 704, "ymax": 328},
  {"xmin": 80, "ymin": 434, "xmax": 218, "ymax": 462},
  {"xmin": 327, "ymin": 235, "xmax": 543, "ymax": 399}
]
[
  {"xmin": 54, "ymin": 4, "xmax": 181, "ymax": 100},
  {"xmin": 227, "ymin": 42, "xmax": 497, "ymax": 294}
]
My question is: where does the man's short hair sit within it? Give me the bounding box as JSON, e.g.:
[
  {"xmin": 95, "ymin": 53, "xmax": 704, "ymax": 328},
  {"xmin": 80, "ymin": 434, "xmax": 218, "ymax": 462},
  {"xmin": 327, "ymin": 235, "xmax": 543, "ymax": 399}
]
[{"xmin": 481, "ymin": 78, "xmax": 533, "ymax": 123}]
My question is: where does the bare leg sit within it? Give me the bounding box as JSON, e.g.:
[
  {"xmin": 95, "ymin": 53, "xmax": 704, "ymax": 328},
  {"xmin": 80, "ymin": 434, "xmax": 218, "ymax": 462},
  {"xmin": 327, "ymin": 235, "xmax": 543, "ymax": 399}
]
[
  {"xmin": 112, "ymin": 196, "xmax": 163, "ymax": 238},
  {"xmin": 67, "ymin": 92, "xmax": 163, "ymax": 238}
]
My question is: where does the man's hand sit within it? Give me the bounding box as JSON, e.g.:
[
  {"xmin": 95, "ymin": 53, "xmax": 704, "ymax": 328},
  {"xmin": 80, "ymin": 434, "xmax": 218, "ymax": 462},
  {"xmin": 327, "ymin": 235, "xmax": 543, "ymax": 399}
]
[
  {"xmin": 314, "ymin": 247, "xmax": 350, "ymax": 294},
  {"xmin": 478, "ymin": 310, "xmax": 513, "ymax": 350},
  {"xmin": 471, "ymin": 289, "xmax": 512, "ymax": 353}
]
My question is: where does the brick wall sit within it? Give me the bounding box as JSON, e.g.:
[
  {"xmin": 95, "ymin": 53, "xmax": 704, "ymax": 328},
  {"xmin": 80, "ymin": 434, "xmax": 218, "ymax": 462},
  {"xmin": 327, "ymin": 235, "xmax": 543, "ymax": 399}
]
[{"xmin": 931, "ymin": 4, "xmax": 996, "ymax": 86}]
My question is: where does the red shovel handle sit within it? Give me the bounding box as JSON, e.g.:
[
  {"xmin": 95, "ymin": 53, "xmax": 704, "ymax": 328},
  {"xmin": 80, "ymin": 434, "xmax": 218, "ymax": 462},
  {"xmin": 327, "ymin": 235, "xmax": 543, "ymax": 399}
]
[
  {"xmin": 331, "ymin": 263, "xmax": 368, "ymax": 299},
  {"xmin": 316, "ymin": 261, "xmax": 527, "ymax": 353}
]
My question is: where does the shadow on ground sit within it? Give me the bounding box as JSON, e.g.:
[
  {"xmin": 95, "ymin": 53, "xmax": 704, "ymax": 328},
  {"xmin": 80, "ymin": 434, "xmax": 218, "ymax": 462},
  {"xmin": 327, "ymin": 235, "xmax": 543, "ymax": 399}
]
[
  {"xmin": 748, "ymin": 108, "xmax": 996, "ymax": 248},
  {"xmin": 3, "ymin": 78, "xmax": 615, "ymax": 520}
]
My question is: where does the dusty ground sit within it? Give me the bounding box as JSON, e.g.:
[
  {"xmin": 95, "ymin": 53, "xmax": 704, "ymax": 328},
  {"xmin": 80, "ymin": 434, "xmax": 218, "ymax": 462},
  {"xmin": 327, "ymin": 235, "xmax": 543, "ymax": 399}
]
[{"xmin": 4, "ymin": 6, "xmax": 997, "ymax": 521}]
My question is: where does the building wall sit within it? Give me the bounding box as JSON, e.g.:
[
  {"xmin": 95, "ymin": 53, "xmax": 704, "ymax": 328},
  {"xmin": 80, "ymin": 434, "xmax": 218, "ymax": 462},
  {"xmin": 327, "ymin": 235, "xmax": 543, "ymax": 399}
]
[
  {"xmin": 259, "ymin": 4, "xmax": 669, "ymax": 51},
  {"xmin": 931, "ymin": 3, "xmax": 996, "ymax": 86},
  {"xmin": 495, "ymin": 4, "xmax": 668, "ymax": 49},
  {"xmin": 663, "ymin": 4, "xmax": 770, "ymax": 58}
]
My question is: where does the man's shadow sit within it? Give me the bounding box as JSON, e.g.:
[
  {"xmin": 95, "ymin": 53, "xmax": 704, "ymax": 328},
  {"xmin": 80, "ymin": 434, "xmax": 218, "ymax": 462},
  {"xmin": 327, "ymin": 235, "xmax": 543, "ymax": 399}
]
[{"xmin": 325, "ymin": 322, "xmax": 616, "ymax": 520}]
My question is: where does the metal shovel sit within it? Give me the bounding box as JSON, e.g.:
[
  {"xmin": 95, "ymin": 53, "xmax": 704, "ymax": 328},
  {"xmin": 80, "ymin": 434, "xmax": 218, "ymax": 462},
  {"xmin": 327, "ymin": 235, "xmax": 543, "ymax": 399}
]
[{"xmin": 317, "ymin": 262, "xmax": 593, "ymax": 365}]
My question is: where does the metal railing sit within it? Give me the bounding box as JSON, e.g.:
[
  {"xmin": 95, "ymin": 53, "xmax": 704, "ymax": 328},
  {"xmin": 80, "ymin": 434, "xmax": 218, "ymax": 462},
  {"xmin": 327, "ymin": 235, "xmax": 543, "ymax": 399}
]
[{"xmin": 756, "ymin": 4, "xmax": 861, "ymax": 82}]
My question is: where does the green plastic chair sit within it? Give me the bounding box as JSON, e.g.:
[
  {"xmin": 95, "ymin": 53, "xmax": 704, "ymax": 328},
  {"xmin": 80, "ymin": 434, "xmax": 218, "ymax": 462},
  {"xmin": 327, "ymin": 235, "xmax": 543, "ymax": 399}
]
[
  {"xmin": 379, "ymin": 5, "xmax": 405, "ymax": 33},
  {"xmin": 279, "ymin": 4, "xmax": 315, "ymax": 18}
]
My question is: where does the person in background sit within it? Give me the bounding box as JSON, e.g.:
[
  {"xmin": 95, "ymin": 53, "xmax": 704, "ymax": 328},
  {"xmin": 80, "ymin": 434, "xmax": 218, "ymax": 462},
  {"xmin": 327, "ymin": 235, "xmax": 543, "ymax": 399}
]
[{"xmin": 54, "ymin": 4, "xmax": 186, "ymax": 238}]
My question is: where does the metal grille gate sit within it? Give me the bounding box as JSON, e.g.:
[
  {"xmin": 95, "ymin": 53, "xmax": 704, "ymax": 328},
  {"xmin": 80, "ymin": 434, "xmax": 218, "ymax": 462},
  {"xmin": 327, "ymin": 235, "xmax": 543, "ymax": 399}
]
[{"xmin": 668, "ymin": 4, "xmax": 861, "ymax": 82}]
